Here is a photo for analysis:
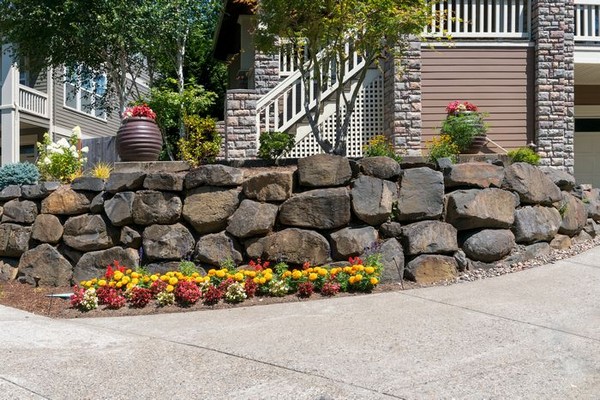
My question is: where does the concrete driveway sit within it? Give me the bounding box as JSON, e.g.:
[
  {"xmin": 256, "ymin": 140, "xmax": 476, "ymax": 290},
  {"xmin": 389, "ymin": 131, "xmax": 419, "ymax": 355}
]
[{"xmin": 1, "ymin": 247, "xmax": 599, "ymax": 399}]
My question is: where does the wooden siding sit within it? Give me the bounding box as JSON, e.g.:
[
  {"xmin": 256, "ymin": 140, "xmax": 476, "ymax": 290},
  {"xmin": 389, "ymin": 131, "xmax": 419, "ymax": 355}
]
[
  {"xmin": 421, "ymin": 47, "xmax": 534, "ymax": 152},
  {"xmin": 575, "ymin": 85, "xmax": 600, "ymax": 105}
]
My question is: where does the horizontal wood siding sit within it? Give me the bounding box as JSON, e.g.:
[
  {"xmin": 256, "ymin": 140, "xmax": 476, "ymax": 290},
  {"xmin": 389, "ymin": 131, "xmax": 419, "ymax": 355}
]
[
  {"xmin": 421, "ymin": 47, "xmax": 534, "ymax": 153},
  {"xmin": 575, "ymin": 85, "xmax": 600, "ymax": 105}
]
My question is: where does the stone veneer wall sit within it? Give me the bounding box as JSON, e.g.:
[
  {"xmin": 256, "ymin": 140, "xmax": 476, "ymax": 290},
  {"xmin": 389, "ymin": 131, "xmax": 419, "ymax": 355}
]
[
  {"xmin": 1, "ymin": 155, "xmax": 598, "ymax": 288},
  {"xmin": 225, "ymin": 90, "xmax": 260, "ymax": 159},
  {"xmin": 532, "ymin": 0, "xmax": 575, "ymax": 172},
  {"xmin": 253, "ymin": 52, "xmax": 280, "ymax": 95}
]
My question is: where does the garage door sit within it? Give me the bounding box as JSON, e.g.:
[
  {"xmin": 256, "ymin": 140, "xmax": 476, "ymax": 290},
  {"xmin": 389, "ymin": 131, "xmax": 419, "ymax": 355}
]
[{"xmin": 574, "ymin": 131, "xmax": 600, "ymax": 187}]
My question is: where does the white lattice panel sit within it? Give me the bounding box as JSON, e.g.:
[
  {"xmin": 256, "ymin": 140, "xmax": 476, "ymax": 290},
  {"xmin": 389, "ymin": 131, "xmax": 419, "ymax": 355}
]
[{"xmin": 288, "ymin": 69, "xmax": 384, "ymax": 158}]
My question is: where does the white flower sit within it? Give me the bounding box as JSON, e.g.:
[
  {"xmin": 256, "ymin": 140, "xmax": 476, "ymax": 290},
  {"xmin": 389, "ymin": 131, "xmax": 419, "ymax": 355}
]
[
  {"xmin": 69, "ymin": 145, "xmax": 77, "ymax": 153},
  {"xmin": 57, "ymin": 138, "xmax": 69, "ymax": 148},
  {"xmin": 81, "ymin": 146, "xmax": 89, "ymax": 153},
  {"xmin": 43, "ymin": 156, "xmax": 51, "ymax": 165},
  {"xmin": 72, "ymin": 126, "xmax": 82, "ymax": 138}
]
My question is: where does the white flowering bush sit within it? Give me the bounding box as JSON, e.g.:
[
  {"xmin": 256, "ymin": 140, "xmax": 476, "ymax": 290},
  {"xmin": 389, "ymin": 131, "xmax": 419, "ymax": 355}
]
[
  {"xmin": 36, "ymin": 126, "xmax": 89, "ymax": 182},
  {"xmin": 224, "ymin": 282, "xmax": 247, "ymax": 303}
]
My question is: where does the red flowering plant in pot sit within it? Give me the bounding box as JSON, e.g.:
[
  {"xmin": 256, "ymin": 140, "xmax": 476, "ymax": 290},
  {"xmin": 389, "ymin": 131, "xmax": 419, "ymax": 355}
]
[
  {"xmin": 441, "ymin": 100, "xmax": 488, "ymax": 154},
  {"xmin": 116, "ymin": 103, "xmax": 163, "ymax": 161}
]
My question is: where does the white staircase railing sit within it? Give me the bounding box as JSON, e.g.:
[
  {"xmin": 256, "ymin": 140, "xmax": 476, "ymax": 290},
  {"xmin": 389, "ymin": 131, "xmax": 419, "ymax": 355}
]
[
  {"xmin": 575, "ymin": 0, "xmax": 600, "ymax": 42},
  {"xmin": 256, "ymin": 42, "xmax": 366, "ymax": 140},
  {"xmin": 19, "ymin": 85, "xmax": 48, "ymax": 118}
]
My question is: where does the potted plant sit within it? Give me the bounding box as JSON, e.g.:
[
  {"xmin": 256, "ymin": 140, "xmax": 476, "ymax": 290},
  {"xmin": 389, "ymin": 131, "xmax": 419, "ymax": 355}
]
[
  {"xmin": 441, "ymin": 100, "xmax": 488, "ymax": 154},
  {"xmin": 116, "ymin": 104, "xmax": 163, "ymax": 161}
]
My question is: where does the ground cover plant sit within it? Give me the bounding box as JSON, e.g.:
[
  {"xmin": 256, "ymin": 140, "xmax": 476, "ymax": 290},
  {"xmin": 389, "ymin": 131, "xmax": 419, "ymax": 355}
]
[{"xmin": 70, "ymin": 256, "xmax": 384, "ymax": 312}]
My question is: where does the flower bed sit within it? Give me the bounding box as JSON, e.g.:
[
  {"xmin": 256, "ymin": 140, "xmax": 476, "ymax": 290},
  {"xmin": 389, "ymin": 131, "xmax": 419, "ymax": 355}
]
[{"xmin": 70, "ymin": 256, "xmax": 383, "ymax": 312}]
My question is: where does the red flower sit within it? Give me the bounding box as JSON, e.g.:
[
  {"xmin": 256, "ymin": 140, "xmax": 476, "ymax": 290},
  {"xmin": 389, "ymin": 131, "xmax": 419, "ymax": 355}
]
[{"xmin": 123, "ymin": 104, "xmax": 156, "ymax": 121}]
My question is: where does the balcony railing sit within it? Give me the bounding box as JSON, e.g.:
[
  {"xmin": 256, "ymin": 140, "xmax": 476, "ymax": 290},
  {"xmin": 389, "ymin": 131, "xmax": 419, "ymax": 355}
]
[
  {"xmin": 19, "ymin": 85, "xmax": 48, "ymax": 118},
  {"xmin": 575, "ymin": 0, "xmax": 600, "ymax": 42},
  {"xmin": 423, "ymin": 0, "xmax": 530, "ymax": 38}
]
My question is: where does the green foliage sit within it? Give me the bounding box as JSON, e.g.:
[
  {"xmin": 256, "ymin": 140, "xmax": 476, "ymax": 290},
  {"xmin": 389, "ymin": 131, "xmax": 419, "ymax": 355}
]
[
  {"xmin": 220, "ymin": 258, "xmax": 236, "ymax": 270},
  {"xmin": 135, "ymin": 265, "xmax": 151, "ymax": 276},
  {"xmin": 178, "ymin": 116, "xmax": 221, "ymax": 167},
  {"xmin": 426, "ymin": 134, "xmax": 459, "ymax": 163},
  {"xmin": 178, "ymin": 261, "xmax": 199, "ymax": 276},
  {"xmin": 362, "ymin": 135, "xmax": 402, "ymax": 163},
  {"xmin": 507, "ymin": 147, "xmax": 541, "ymax": 165},
  {"xmin": 441, "ymin": 113, "xmax": 487, "ymax": 152},
  {"xmin": 36, "ymin": 129, "xmax": 87, "ymax": 183},
  {"xmin": 258, "ymin": 131, "xmax": 296, "ymax": 161},
  {"xmin": 0, "ymin": 162, "xmax": 40, "ymax": 190}
]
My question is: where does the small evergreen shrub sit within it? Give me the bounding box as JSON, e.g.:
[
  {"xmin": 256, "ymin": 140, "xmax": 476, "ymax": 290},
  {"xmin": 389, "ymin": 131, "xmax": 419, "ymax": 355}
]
[
  {"xmin": 362, "ymin": 135, "xmax": 402, "ymax": 163},
  {"xmin": 0, "ymin": 162, "xmax": 40, "ymax": 190},
  {"xmin": 179, "ymin": 116, "xmax": 221, "ymax": 167},
  {"xmin": 507, "ymin": 147, "xmax": 540, "ymax": 165},
  {"xmin": 258, "ymin": 131, "xmax": 296, "ymax": 160},
  {"xmin": 91, "ymin": 161, "xmax": 113, "ymax": 179}
]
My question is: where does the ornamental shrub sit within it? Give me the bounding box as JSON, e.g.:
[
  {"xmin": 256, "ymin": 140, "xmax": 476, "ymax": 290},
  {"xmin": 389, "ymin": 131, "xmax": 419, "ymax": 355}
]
[
  {"xmin": 36, "ymin": 127, "xmax": 88, "ymax": 182},
  {"xmin": 362, "ymin": 135, "xmax": 402, "ymax": 163},
  {"xmin": 258, "ymin": 131, "xmax": 295, "ymax": 161},
  {"xmin": 427, "ymin": 134, "xmax": 459, "ymax": 163},
  {"xmin": 0, "ymin": 162, "xmax": 40, "ymax": 190},
  {"xmin": 178, "ymin": 116, "xmax": 221, "ymax": 167},
  {"xmin": 507, "ymin": 147, "xmax": 541, "ymax": 165}
]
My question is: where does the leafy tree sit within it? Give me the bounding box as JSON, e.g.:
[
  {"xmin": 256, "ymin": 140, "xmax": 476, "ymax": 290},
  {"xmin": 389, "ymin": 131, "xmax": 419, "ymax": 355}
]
[{"xmin": 255, "ymin": 0, "xmax": 429, "ymax": 155}]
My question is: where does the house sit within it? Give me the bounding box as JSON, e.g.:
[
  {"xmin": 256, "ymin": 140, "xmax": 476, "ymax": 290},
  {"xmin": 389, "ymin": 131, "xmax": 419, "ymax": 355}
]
[
  {"xmin": 214, "ymin": 0, "xmax": 600, "ymax": 186},
  {"xmin": 0, "ymin": 44, "xmax": 150, "ymax": 166}
]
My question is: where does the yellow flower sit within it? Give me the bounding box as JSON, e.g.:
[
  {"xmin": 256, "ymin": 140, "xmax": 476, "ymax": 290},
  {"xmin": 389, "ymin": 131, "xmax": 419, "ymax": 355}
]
[
  {"xmin": 126, "ymin": 283, "xmax": 134, "ymax": 290},
  {"xmin": 348, "ymin": 276, "xmax": 355, "ymax": 284},
  {"xmin": 195, "ymin": 277, "xmax": 204, "ymax": 284},
  {"xmin": 176, "ymin": 272, "xmax": 184, "ymax": 279},
  {"xmin": 208, "ymin": 269, "xmax": 216, "ymax": 276},
  {"xmin": 108, "ymin": 281, "xmax": 115, "ymax": 288},
  {"xmin": 292, "ymin": 270, "xmax": 302, "ymax": 280},
  {"xmin": 166, "ymin": 285, "xmax": 174, "ymax": 293},
  {"xmin": 98, "ymin": 279, "xmax": 107, "ymax": 287},
  {"xmin": 365, "ymin": 266, "xmax": 375, "ymax": 274},
  {"xmin": 234, "ymin": 272, "xmax": 244, "ymax": 281},
  {"xmin": 370, "ymin": 277, "xmax": 379, "ymax": 285},
  {"xmin": 343, "ymin": 266, "xmax": 352, "ymax": 274},
  {"xmin": 265, "ymin": 268, "xmax": 273, "ymax": 274},
  {"xmin": 126, "ymin": 269, "xmax": 132, "ymax": 275},
  {"xmin": 191, "ymin": 272, "xmax": 199, "ymax": 278},
  {"xmin": 150, "ymin": 275, "xmax": 158, "ymax": 282},
  {"xmin": 245, "ymin": 270, "xmax": 256, "ymax": 278},
  {"xmin": 264, "ymin": 272, "xmax": 273, "ymax": 281},
  {"xmin": 355, "ymin": 274, "xmax": 363, "ymax": 281},
  {"xmin": 308, "ymin": 273, "xmax": 318, "ymax": 281},
  {"xmin": 282, "ymin": 271, "xmax": 292, "ymax": 278},
  {"xmin": 253, "ymin": 277, "xmax": 260, "ymax": 284},
  {"xmin": 169, "ymin": 277, "xmax": 178, "ymax": 285},
  {"xmin": 121, "ymin": 276, "xmax": 130, "ymax": 284},
  {"xmin": 259, "ymin": 277, "xmax": 266, "ymax": 284},
  {"xmin": 331, "ymin": 268, "xmax": 340, "ymax": 275},
  {"xmin": 142, "ymin": 276, "xmax": 150, "ymax": 283},
  {"xmin": 216, "ymin": 270, "xmax": 226, "ymax": 278},
  {"xmin": 160, "ymin": 275, "xmax": 169, "ymax": 282},
  {"xmin": 356, "ymin": 265, "xmax": 365, "ymax": 272},
  {"xmin": 317, "ymin": 268, "xmax": 327, "ymax": 276},
  {"xmin": 79, "ymin": 280, "xmax": 86, "ymax": 287},
  {"xmin": 131, "ymin": 278, "xmax": 139, "ymax": 286},
  {"xmin": 131, "ymin": 272, "xmax": 140, "ymax": 279},
  {"xmin": 113, "ymin": 271, "xmax": 123, "ymax": 281},
  {"xmin": 116, "ymin": 282, "xmax": 123, "ymax": 288}
]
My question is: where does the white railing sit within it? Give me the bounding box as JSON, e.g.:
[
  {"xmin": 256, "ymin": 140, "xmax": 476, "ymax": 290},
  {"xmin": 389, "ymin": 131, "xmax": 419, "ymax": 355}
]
[
  {"xmin": 575, "ymin": 0, "xmax": 600, "ymax": 42},
  {"xmin": 19, "ymin": 85, "xmax": 48, "ymax": 118},
  {"xmin": 423, "ymin": 0, "xmax": 530, "ymax": 38},
  {"xmin": 257, "ymin": 42, "xmax": 365, "ymax": 138}
]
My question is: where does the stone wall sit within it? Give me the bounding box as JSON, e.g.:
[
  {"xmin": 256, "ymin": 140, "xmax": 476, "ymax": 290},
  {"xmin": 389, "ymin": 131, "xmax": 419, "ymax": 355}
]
[
  {"xmin": 224, "ymin": 90, "xmax": 260, "ymax": 159},
  {"xmin": 1, "ymin": 155, "xmax": 598, "ymax": 287}
]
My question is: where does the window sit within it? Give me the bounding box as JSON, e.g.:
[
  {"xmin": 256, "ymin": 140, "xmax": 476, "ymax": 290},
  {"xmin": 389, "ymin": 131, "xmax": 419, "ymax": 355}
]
[{"xmin": 64, "ymin": 65, "xmax": 107, "ymax": 120}]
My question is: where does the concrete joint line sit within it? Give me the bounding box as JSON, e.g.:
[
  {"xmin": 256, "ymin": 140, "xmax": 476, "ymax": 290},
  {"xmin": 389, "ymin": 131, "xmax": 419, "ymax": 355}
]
[
  {"xmin": 0, "ymin": 375, "xmax": 51, "ymax": 399},
  {"xmin": 564, "ymin": 260, "xmax": 600, "ymax": 270}
]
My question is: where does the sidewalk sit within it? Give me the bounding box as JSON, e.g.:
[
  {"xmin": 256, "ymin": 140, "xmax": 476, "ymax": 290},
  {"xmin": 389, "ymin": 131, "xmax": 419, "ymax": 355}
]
[{"xmin": 1, "ymin": 247, "xmax": 599, "ymax": 399}]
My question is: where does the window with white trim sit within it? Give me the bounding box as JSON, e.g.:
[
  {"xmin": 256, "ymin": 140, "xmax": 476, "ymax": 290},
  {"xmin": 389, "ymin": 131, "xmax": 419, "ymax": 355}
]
[{"xmin": 64, "ymin": 65, "xmax": 107, "ymax": 120}]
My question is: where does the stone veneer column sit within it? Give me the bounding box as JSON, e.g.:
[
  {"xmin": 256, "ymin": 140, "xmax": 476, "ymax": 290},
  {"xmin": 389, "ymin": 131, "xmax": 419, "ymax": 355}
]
[
  {"xmin": 224, "ymin": 90, "xmax": 260, "ymax": 160},
  {"xmin": 383, "ymin": 38, "xmax": 422, "ymax": 156},
  {"xmin": 253, "ymin": 52, "xmax": 280, "ymax": 95},
  {"xmin": 532, "ymin": 0, "xmax": 575, "ymax": 172}
]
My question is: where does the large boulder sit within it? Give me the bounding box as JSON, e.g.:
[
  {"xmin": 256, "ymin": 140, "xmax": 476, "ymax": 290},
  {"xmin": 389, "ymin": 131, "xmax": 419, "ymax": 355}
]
[
  {"xmin": 379, "ymin": 238, "xmax": 405, "ymax": 282},
  {"xmin": 1, "ymin": 199, "xmax": 38, "ymax": 224},
  {"xmin": 21, "ymin": 182, "xmax": 59, "ymax": 200},
  {"xmin": 279, "ymin": 188, "xmax": 351, "ymax": 229},
  {"xmin": 41, "ymin": 186, "xmax": 91, "ymax": 215},
  {"xmin": 351, "ymin": 175, "xmax": 397, "ymax": 226},
  {"xmin": 503, "ymin": 162, "xmax": 562, "ymax": 205},
  {"xmin": 405, "ymin": 255, "xmax": 458, "ymax": 284},
  {"xmin": 329, "ymin": 226, "xmax": 378, "ymax": 259},
  {"xmin": 0, "ymin": 224, "xmax": 31, "ymax": 257},
  {"xmin": 0, "ymin": 259, "xmax": 18, "ymax": 281},
  {"xmin": 73, "ymin": 247, "xmax": 140, "ymax": 282},
  {"xmin": 253, "ymin": 228, "xmax": 330, "ymax": 265},
  {"xmin": 144, "ymin": 172, "xmax": 185, "ymax": 191},
  {"xmin": 444, "ymin": 162, "xmax": 504, "ymax": 188},
  {"xmin": 120, "ymin": 226, "xmax": 142, "ymax": 249},
  {"xmin": 71, "ymin": 177, "xmax": 105, "ymax": 192},
  {"xmin": 105, "ymin": 172, "xmax": 146, "ymax": 193},
  {"xmin": 379, "ymin": 221, "xmax": 403, "ymax": 239},
  {"xmin": 242, "ymin": 171, "xmax": 294, "ymax": 202},
  {"xmin": 0, "ymin": 185, "xmax": 21, "ymax": 201},
  {"xmin": 226, "ymin": 200, "xmax": 279, "ymax": 239},
  {"xmin": 513, "ymin": 206, "xmax": 562, "ymax": 244},
  {"xmin": 142, "ymin": 223, "xmax": 195, "ymax": 261},
  {"xmin": 445, "ymin": 188, "xmax": 517, "ymax": 230},
  {"xmin": 182, "ymin": 187, "xmax": 241, "ymax": 234},
  {"xmin": 540, "ymin": 167, "xmax": 576, "ymax": 192},
  {"xmin": 132, "ymin": 191, "xmax": 182, "ymax": 225},
  {"xmin": 62, "ymin": 214, "xmax": 116, "ymax": 251},
  {"xmin": 194, "ymin": 232, "xmax": 243, "ymax": 266},
  {"xmin": 557, "ymin": 192, "xmax": 587, "ymax": 236},
  {"xmin": 184, "ymin": 165, "xmax": 244, "ymax": 189},
  {"xmin": 297, "ymin": 154, "xmax": 352, "ymax": 187},
  {"xmin": 18, "ymin": 244, "xmax": 73, "ymax": 287},
  {"xmin": 584, "ymin": 188, "xmax": 600, "ymax": 221},
  {"xmin": 396, "ymin": 167, "xmax": 444, "ymax": 222},
  {"xmin": 31, "ymin": 214, "xmax": 64, "ymax": 244},
  {"xmin": 89, "ymin": 192, "xmax": 107, "ymax": 214},
  {"xmin": 104, "ymin": 192, "xmax": 135, "ymax": 226},
  {"xmin": 401, "ymin": 221, "xmax": 458, "ymax": 255},
  {"xmin": 461, "ymin": 229, "xmax": 515, "ymax": 262},
  {"xmin": 357, "ymin": 157, "xmax": 401, "ymax": 180}
]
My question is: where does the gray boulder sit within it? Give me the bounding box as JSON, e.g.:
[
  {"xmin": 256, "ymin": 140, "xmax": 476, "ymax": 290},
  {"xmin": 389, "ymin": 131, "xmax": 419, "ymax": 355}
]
[
  {"xmin": 18, "ymin": 244, "xmax": 73, "ymax": 287},
  {"xmin": 142, "ymin": 223, "xmax": 195, "ymax": 261},
  {"xmin": 540, "ymin": 167, "xmax": 576, "ymax": 191},
  {"xmin": 71, "ymin": 177, "xmax": 105, "ymax": 192},
  {"xmin": 89, "ymin": 191, "xmax": 107, "ymax": 214},
  {"xmin": 402, "ymin": 221, "xmax": 458, "ymax": 255},
  {"xmin": 584, "ymin": 188, "xmax": 600, "ymax": 221},
  {"xmin": 279, "ymin": 188, "xmax": 351, "ymax": 229},
  {"xmin": 396, "ymin": 167, "xmax": 444, "ymax": 222},
  {"xmin": 297, "ymin": 154, "xmax": 352, "ymax": 187},
  {"xmin": 513, "ymin": 206, "xmax": 562, "ymax": 244},
  {"xmin": 31, "ymin": 214, "xmax": 63, "ymax": 244},
  {"xmin": 0, "ymin": 224, "xmax": 31, "ymax": 257},
  {"xmin": 242, "ymin": 171, "xmax": 294, "ymax": 202},
  {"xmin": 351, "ymin": 175, "xmax": 397, "ymax": 226},
  {"xmin": 254, "ymin": 228, "xmax": 330, "ymax": 265},
  {"xmin": 1, "ymin": 199, "xmax": 38, "ymax": 224},
  {"xmin": 379, "ymin": 238, "xmax": 405, "ymax": 282},
  {"xmin": 0, "ymin": 185, "xmax": 21, "ymax": 201},
  {"xmin": 330, "ymin": 226, "xmax": 378, "ymax": 259},
  {"xmin": 444, "ymin": 162, "xmax": 504, "ymax": 188},
  {"xmin": 445, "ymin": 188, "xmax": 517, "ymax": 230},
  {"xmin": 74, "ymin": 247, "xmax": 140, "ymax": 282},
  {"xmin": 41, "ymin": 186, "xmax": 91, "ymax": 215},
  {"xmin": 505, "ymin": 242, "xmax": 551, "ymax": 265},
  {"xmin": 182, "ymin": 187, "xmax": 241, "ymax": 234},
  {"xmin": 405, "ymin": 255, "xmax": 458, "ymax": 284},
  {"xmin": 103, "ymin": 192, "xmax": 135, "ymax": 226},
  {"xmin": 0, "ymin": 259, "xmax": 18, "ymax": 281},
  {"xmin": 557, "ymin": 192, "xmax": 587, "ymax": 236},
  {"xmin": 120, "ymin": 226, "xmax": 142, "ymax": 249},
  {"xmin": 21, "ymin": 182, "xmax": 59, "ymax": 199},
  {"xmin": 358, "ymin": 157, "xmax": 401, "ymax": 180},
  {"xmin": 63, "ymin": 214, "xmax": 116, "ymax": 251},
  {"xmin": 584, "ymin": 218, "xmax": 600, "ymax": 238},
  {"xmin": 105, "ymin": 172, "xmax": 146, "ymax": 193},
  {"xmin": 462, "ymin": 229, "xmax": 515, "ymax": 262},
  {"xmin": 550, "ymin": 234, "xmax": 572, "ymax": 250},
  {"xmin": 184, "ymin": 165, "xmax": 244, "ymax": 189},
  {"xmin": 132, "ymin": 190, "xmax": 182, "ymax": 225},
  {"xmin": 379, "ymin": 222, "xmax": 403, "ymax": 238},
  {"xmin": 503, "ymin": 162, "xmax": 562, "ymax": 205},
  {"xmin": 144, "ymin": 172, "xmax": 185, "ymax": 191},
  {"xmin": 194, "ymin": 231, "xmax": 243, "ymax": 266},
  {"xmin": 226, "ymin": 200, "xmax": 278, "ymax": 239}
]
